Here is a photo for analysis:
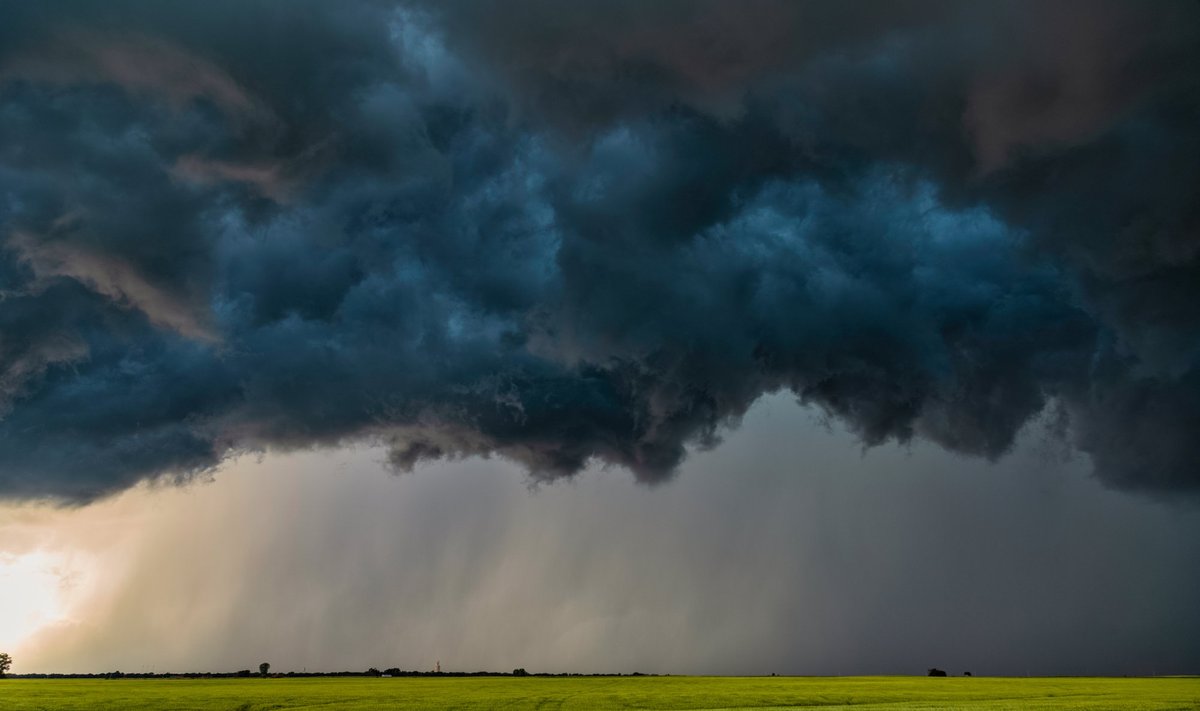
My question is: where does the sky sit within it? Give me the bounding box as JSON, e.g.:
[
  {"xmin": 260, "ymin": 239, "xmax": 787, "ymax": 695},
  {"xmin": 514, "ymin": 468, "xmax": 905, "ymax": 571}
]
[{"xmin": 0, "ymin": 0, "xmax": 1198, "ymax": 676}]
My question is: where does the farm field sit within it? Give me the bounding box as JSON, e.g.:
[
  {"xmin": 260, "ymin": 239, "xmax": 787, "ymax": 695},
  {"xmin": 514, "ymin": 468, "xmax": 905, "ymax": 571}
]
[{"xmin": 0, "ymin": 675, "xmax": 1197, "ymax": 711}]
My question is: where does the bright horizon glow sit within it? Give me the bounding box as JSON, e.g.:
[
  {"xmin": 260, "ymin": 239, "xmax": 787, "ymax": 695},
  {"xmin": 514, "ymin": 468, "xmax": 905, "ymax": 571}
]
[{"xmin": 0, "ymin": 551, "xmax": 85, "ymax": 656}]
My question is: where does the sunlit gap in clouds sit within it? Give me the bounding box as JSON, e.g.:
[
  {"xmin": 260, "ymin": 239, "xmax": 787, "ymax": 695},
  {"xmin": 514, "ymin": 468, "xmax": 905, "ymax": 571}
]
[{"xmin": 0, "ymin": 550, "xmax": 95, "ymax": 655}]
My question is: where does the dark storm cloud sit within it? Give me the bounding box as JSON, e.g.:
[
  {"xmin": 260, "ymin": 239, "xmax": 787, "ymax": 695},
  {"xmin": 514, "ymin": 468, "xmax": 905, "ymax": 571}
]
[{"xmin": 1, "ymin": 0, "xmax": 1198, "ymax": 501}]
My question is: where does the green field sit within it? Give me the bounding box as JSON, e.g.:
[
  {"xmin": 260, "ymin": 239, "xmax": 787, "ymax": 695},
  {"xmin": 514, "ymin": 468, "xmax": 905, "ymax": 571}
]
[{"xmin": 0, "ymin": 675, "xmax": 1196, "ymax": 710}]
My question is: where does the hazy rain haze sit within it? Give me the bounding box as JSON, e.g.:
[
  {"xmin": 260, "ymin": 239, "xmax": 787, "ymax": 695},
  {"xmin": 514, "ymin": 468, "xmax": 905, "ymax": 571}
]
[
  {"xmin": 4, "ymin": 396, "xmax": 1199, "ymax": 675},
  {"xmin": 0, "ymin": 0, "xmax": 1199, "ymax": 679}
]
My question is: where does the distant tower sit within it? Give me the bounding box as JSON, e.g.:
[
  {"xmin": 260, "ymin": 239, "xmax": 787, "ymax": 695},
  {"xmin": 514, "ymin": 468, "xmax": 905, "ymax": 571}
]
[{"xmin": 436, "ymin": 660, "xmax": 441, "ymax": 673}]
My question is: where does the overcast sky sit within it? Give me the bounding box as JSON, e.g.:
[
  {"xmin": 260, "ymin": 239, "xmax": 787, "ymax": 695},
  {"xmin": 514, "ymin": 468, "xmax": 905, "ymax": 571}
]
[{"xmin": 1, "ymin": 0, "xmax": 1198, "ymax": 676}]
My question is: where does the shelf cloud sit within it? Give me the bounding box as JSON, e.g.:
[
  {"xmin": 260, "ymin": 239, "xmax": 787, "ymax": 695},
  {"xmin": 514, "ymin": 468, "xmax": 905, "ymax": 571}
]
[{"xmin": 1, "ymin": 0, "xmax": 1198, "ymax": 501}]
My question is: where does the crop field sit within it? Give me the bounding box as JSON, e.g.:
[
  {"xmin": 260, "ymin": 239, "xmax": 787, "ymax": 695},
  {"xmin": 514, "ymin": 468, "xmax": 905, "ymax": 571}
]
[{"xmin": 0, "ymin": 675, "xmax": 1196, "ymax": 710}]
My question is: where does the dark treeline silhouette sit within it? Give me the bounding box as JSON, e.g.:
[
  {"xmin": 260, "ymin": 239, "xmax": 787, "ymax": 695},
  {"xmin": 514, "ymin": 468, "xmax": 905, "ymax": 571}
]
[{"xmin": 9, "ymin": 669, "xmax": 659, "ymax": 680}]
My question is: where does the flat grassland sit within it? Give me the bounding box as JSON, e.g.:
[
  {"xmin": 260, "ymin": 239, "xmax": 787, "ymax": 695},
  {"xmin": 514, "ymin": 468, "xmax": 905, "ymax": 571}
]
[{"xmin": 0, "ymin": 675, "xmax": 1196, "ymax": 710}]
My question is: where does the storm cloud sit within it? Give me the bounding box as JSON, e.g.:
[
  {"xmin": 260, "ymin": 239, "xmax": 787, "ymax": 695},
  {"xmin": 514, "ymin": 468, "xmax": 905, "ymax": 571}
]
[{"xmin": 1, "ymin": 0, "xmax": 1198, "ymax": 501}]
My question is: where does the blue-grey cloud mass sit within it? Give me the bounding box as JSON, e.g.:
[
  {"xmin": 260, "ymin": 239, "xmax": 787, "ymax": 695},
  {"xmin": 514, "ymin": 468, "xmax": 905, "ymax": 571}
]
[{"xmin": 1, "ymin": 0, "xmax": 1199, "ymax": 501}]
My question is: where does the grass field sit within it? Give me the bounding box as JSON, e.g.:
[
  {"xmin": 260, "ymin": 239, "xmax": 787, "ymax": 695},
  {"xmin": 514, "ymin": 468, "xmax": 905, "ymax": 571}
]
[{"xmin": 0, "ymin": 675, "xmax": 1196, "ymax": 710}]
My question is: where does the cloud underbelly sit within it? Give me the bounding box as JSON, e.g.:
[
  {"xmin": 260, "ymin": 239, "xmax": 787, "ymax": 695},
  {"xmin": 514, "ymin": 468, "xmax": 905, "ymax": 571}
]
[{"xmin": 0, "ymin": 0, "xmax": 1197, "ymax": 501}]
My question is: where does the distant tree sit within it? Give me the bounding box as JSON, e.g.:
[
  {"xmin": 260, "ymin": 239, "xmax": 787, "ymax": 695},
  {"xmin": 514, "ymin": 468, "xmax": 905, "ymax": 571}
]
[
  {"xmin": 236, "ymin": 669, "xmax": 251, "ymax": 678},
  {"xmin": 927, "ymin": 668, "xmax": 947, "ymax": 677},
  {"xmin": 366, "ymin": 667, "xmax": 381, "ymax": 677},
  {"xmin": 259, "ymin": 662, "xmax": 270, "ymax": 677},
  {"xmin": 0, "ymin": 652, "xmax": 11, "ymax": 677},
  {"xmin": 512, "ymin": 668, "xmax": 528, "ymax": 677}
]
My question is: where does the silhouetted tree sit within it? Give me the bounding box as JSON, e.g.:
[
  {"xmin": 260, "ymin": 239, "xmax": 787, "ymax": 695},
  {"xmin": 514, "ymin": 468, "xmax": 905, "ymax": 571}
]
[
  {"xmin": 928, "ymin": 668, "xmax": 947, "ymax": 677},
  {"xmin": 259, "ymin": 662, "xmax": 270, "ymax": 677},
  {"xmin": 513, "ymin": 668, "xmax": 529, "ymax": 677},
  {"xmin": 0, "ymin": 652, "xmax": 11, "ymax": 677}
]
